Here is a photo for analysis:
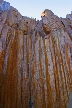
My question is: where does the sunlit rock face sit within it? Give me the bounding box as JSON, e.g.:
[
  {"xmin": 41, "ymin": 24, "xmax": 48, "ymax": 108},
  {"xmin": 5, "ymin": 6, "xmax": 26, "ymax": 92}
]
[
  {"xmin": 0, "ymin": 2, "xmax": 72, "ymax": 108},
  {"xmin": 41, "ymin": 9, "xmax": 63, "ymax": 31}
]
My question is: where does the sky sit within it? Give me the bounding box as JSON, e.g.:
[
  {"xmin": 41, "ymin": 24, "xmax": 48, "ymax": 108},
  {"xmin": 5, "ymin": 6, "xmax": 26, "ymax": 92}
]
[{"xmin": 6, "ymin": 0, "xmax": 72, "ymax": 20}]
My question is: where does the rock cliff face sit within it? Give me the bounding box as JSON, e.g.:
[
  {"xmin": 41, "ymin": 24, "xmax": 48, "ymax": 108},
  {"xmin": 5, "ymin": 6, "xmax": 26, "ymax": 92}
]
[{"xmin": 0, "ymin": 1, "xmax": 72, "ymax": 108}]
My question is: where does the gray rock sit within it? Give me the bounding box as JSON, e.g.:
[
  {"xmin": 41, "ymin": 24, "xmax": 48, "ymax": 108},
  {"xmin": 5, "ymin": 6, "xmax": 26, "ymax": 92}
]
[
  {"xmin": 66, "ymin": 14, "xmax": 72, "ymax": 21},
  {"xmin": 0, "ymin": 1, "xmax": 10, "ymax": 11},
  {"xmin": 68, "ymin": 92, "xmax": 72, "ymax": 108},
  {"xmin": 41, "ymin": 9, "xmax": 63, "ymax": 32}
]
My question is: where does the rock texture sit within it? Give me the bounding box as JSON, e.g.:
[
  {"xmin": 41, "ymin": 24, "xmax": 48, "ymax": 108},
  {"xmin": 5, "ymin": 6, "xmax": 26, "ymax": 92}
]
[
  {"xmin": 0, "ymin": 1, "xmax": 72, "ymax": 108},
  {"xmin": 0, "ymin": 0, "xmax": 10, "ymax": 12}
]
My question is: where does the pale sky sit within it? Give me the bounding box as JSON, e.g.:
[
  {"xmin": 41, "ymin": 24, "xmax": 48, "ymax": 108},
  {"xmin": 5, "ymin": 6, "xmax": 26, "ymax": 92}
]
[{"xmin": 6, "ymin": 0, "xmax": 72, "ymax": 20}]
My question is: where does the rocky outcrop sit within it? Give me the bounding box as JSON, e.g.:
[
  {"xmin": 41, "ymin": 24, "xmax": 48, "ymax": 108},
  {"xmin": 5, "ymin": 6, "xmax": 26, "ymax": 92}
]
[
  {"xmin": 60, "ymin": 11, "xmax": 72, "ymax": 39},
  {"xmin": 0, "ymin": 0, "xmax": 10, "ymax": 12},
  {"xmin": 0, "ymin": 1, "xmax": 72, "ymax": 108}
]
